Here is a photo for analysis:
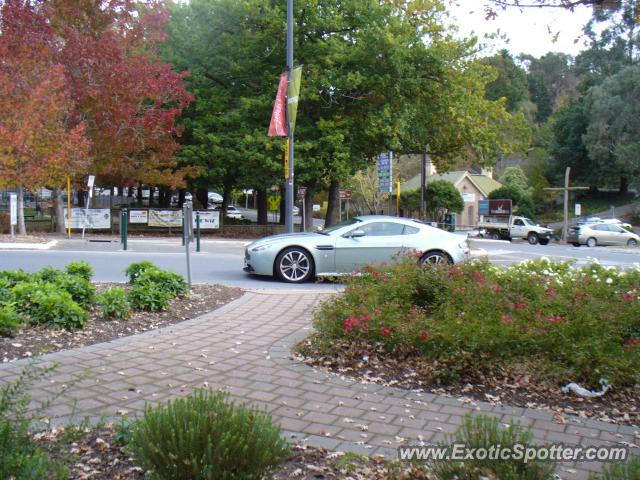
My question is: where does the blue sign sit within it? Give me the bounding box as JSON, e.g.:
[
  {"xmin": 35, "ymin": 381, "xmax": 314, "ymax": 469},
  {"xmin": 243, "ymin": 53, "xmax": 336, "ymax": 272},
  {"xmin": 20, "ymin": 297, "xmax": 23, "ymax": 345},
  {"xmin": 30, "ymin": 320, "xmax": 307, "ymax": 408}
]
[
  {"xmin": 377, "ymin": 152, "xmax": 393, "ymax": 193},
  {"xmin": 479, "ymin": 199, "xmax": 490, "ymax": 216}
]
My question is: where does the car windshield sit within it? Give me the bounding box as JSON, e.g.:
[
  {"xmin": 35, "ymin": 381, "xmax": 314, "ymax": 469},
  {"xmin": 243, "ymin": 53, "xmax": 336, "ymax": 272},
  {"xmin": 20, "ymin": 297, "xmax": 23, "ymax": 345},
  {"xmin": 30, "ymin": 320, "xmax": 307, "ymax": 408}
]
[
  {"xmin": 523, "ymin": 218, "xmax": 535, "ymax": 226},
  {"xmin": 319, "ymin": 218, "xmax": 362, "ymax": 235}
]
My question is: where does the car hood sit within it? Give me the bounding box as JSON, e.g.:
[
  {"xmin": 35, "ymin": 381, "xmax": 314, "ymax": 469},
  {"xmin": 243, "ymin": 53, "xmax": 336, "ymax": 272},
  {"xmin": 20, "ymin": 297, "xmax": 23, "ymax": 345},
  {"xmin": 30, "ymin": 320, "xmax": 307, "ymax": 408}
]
[{"xmin": 247, "ymin": 232, "xmax": 329, "ymax": 249}]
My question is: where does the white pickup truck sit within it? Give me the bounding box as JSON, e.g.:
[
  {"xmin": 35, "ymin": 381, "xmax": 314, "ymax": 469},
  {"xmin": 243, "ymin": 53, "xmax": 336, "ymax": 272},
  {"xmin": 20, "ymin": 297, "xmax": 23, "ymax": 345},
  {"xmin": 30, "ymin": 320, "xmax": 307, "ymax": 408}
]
[{"xmin": 478, "ymin": 215, "xmax": 554, "ymax": 245}]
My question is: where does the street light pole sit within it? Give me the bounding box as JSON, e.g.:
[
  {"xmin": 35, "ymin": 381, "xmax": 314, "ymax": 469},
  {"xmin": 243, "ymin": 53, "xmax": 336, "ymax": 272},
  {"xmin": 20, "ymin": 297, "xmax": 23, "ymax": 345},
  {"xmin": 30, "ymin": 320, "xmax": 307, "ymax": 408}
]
[{"xmin": 285, "ymin": 0, "xmax": 295, "ymax": 233}]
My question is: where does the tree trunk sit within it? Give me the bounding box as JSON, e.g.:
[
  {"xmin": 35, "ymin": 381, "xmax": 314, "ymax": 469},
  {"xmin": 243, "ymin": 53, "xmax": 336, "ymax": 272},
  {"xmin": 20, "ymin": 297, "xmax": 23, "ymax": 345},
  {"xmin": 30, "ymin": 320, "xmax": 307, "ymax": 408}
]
[
  {"xmin": 53, "ymin": 188, "xmax": 66, "ymax": 234},
  {"xmin": 325, "ymin": 180, "xmax": 340, "ymax": 227},
  {"xmin": 17, "ymin": 187, "xmax": 26, "ymax": 235},
  {"xmin": 137, "ymin": 184, "xmax": 143, "ymax": 206},
  {"xmin": 196, "ymin": 187, "xmax": 208, "ymax": 210},
  {"xmin": 304, "ymin": 186, "xmax": 315, "ymax": 231},
  {"xmin": 257, "ymin": 188, "xmax": 268, "ymax": 225},
  {"xmin": 619, "ymin": 176, "xmax": 628, "ymax": 195},
  {"xmin": 77, "ymin": 188, "xmax": 86, "ymax": 208},
  {"xmin": 148, "ymin": 187, "xmax": 155, "ymax": 208}
]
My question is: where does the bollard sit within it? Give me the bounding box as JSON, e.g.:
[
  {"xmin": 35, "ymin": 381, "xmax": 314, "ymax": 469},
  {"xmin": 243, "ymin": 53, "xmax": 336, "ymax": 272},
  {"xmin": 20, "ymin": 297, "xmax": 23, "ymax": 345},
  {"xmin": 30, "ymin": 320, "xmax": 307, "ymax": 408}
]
[
  {"xmin": 196, "ymin": 212, "xmax": 201, "ymax": 252},
  {"xmin": 122, "ymin": 208, "xmax": 128, "ymax": 251},
  {"xmin": 181, "ymin": 213, "xmax": 185, "ymax": 246}
]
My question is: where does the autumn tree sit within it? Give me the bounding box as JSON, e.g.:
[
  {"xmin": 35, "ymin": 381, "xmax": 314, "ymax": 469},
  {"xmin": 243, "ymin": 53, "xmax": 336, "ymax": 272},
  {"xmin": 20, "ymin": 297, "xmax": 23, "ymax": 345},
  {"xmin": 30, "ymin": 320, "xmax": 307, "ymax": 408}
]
[{"xmin": 0, "ymin": 0, "xmax": 89, "ymax": 234}]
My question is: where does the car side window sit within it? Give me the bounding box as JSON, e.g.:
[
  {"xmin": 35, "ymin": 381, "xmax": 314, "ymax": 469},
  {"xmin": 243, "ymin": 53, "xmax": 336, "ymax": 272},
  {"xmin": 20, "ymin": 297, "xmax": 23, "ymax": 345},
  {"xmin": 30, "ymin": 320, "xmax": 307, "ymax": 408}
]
[
  {"xmin": 403, "ymin": 225, "xmax": 420, "ymax": 235},
  {"xmin": 355, "ymin": 222, "xmax": 405, "ymax": 237},
  {"xmin": 593, "ymin": 224, "xmax": 608, "ymax": 231},
  {"xmin": 609, "ymin": 225, "xmax": 624, "ymax": 233},
  {"xmin": 513, "ymin": 219, "xmax": 524, "ymax": 226}
]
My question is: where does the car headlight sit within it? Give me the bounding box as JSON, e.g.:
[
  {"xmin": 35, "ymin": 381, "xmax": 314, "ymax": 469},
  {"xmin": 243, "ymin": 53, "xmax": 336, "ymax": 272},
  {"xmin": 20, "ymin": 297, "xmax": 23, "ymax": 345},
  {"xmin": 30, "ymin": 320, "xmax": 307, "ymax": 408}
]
[{"xmin": 251, "ymin": 244, "xmax": 270, "ymax": 252}]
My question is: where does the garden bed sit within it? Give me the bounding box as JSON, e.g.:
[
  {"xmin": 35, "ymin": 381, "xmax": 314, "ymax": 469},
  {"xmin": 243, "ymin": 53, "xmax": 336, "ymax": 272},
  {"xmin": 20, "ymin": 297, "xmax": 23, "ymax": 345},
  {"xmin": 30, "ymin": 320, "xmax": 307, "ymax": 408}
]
[
  {"xmin": 0, "ymin": 261, "xmax": 242, "ymax": 362},
  {"xmin": 1, "ymin": 283, "xmax": 242, "ymax": 362},
  {"xmin": 297, "ymin": 258, "xmax": 640, "ymax": 427}
]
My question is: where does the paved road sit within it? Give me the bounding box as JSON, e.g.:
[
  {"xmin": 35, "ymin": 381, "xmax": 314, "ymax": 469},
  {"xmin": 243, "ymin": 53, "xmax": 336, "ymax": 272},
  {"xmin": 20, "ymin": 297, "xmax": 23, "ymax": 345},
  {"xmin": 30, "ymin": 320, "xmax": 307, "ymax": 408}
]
[{"xmin": 0, "ymin": 237, "xmax": 638, "ymax": 290}]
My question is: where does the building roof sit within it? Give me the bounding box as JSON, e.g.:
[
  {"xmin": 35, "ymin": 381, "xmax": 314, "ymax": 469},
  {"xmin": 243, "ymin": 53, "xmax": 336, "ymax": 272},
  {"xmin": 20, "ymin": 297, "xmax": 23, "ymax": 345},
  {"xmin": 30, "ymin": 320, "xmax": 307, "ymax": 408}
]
[
  {"xmin": 398, "ymin": 171, "xmax": 502, "ymax": 197},
  {"xmin": 469, "ymin": 174, "xmax": 502, "ymax": 196}
]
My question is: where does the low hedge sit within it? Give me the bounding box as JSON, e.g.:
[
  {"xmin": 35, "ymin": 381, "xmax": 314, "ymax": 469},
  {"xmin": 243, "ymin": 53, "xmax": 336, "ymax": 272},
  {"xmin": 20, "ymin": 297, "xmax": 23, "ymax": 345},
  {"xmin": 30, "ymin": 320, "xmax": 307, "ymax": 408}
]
[{"xmin": 313, "ymin": 258, "xmax": 640, "ymax": 388}]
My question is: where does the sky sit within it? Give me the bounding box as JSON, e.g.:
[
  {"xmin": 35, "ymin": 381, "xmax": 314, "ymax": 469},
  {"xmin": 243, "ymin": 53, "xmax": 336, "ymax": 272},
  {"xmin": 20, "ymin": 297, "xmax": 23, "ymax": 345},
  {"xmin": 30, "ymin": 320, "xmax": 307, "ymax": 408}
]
[{"xmin": 447, "ymin": 1, "xmax": 594, "ymax": 58}]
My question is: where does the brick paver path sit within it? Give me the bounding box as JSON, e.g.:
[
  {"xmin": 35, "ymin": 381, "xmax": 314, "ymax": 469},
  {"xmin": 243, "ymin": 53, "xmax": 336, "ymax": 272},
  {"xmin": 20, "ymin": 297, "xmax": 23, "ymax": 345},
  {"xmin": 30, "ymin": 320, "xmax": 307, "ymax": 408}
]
[{"xmin": 1, "ymin": 291, "xmax": 638, "ymax": 479}]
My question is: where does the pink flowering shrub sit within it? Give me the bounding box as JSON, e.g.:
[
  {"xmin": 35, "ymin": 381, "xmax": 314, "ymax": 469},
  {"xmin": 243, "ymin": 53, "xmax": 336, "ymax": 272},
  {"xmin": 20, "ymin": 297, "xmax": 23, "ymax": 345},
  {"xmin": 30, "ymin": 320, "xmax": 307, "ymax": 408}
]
[{"xmin": 313, "ymin": 258, "xmax": 640, "ymax": 387}]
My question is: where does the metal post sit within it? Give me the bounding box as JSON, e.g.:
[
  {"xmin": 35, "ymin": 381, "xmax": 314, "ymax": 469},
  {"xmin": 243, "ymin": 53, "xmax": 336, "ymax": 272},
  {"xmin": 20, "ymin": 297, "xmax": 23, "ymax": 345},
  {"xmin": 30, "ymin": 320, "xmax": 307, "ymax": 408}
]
[
  {"xmin": 122, "ymin": 208, "xmax": 128, "ymax": 251},
  {"xmin": 563, "ymin": 167, "xmax": 570, "ymax": 243},
  {"xmin": 196, "ymin": 211, "xmax": 201, "ymax": 253},
  {"xmin": 67, "ymin": 176, "xmax": 71, "ymax": 238},
  {"xmin": 183, "ymin": 204, "xmax": 192, "ymax": 287},
  {"xmin": 284, "ymin": 0, "xmax": 294, "ymax": 233},
  {"xmin": 420, "ymin": 153, "xmax": 426, "ymax": 218}
]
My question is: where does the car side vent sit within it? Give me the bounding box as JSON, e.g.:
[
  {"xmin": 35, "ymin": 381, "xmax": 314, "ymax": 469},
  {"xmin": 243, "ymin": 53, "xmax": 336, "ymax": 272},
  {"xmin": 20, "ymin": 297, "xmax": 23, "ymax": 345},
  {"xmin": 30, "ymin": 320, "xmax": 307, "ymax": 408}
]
[{"xmin": 315, "ymin": 245, "xmax": 334, "ymax": 251}]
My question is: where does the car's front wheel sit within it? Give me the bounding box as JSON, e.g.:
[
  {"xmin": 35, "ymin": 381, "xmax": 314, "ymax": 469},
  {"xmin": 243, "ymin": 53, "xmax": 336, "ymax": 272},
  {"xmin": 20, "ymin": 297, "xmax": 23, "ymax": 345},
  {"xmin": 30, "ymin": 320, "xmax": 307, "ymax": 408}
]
[
  {"xmin": 420, "ymin": 251, "xmax": 451, "ymax": 266},
  {"xmin": 627, "ymin": 238, "xmax": 638, "ymax": 247},
  {"xmin": 586, "ymin": 237, "xmax": 597, "ymax": 248},
  {"xmin": 275, "ymin": 247, "xmax": 314, "ymax": 283}
]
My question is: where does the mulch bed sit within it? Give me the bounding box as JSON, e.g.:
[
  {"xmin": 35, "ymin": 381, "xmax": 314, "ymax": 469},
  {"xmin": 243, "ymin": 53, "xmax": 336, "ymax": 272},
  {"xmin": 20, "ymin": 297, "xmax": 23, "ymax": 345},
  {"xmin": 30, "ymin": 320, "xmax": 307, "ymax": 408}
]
[
  {"xmin": 1, "ymin": 284, "xmax": 243, "ymax": 363},
  {"xmin": 295, "ymin": 336, "xmax": 640, "ymax": 428},
  {"xmin": 0, "ymin": 234, "xmax": 51, "ymax": 243},
  {"xmin": 36, "ymin": 424, "xmax": 432, "ymax": 480}
]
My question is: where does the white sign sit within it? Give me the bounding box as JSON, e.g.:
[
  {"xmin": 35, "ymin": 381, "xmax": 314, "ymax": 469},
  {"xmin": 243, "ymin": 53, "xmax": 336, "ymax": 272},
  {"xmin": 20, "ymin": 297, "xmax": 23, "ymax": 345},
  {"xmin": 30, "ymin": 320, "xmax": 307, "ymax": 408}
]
[
  {"xmin": 87, "ymin": 175, "xmax": 95, "ymax": 188},
  {"xmin": 129, "ymin": 210, "xmax": 149, "ymax": 224},
  {"xmin": 64, "ymin": 208, "xmax": 111, "ymax": 229},
  {"xmin": 462, "ymin": 192, "xmax": 476, "ymax": 203},
  {"xmin": 9, "ymin": 194, "xmax": 17, "ymax": 226},
  {"xmin": 575, "ymin": 203, "xmax": 581, "ymax": 216},
  {"xmin": 194, "ymin": 211, "xmax": 219, "ymax": 229},
  {"xmin": 148, "ymin": 209, "xmax": 182, "ymax": 227}
]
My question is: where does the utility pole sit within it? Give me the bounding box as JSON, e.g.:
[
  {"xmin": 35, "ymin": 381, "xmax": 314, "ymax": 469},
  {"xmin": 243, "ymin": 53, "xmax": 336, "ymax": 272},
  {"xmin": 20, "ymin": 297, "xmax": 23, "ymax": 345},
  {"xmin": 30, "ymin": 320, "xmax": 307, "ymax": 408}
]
[
  {"xmin": 544, "ymin": 167, "xmax": 588, "ymax": 243},
  {"xmin": 284, "ymin": 0, "xmax": 294, "ymax": 233},
  {"xmin": 420, "ymin": 153, "xmax": 426, "ymax": 218}
]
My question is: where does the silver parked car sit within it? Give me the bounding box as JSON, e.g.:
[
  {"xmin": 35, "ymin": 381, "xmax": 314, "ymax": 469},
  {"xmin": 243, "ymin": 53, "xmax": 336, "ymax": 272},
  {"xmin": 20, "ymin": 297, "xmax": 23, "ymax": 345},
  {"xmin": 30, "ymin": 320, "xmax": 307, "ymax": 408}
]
[
  {"xmin": 568, "ymin": 223, "xmax": 639, "ymax": 247},
  {"xmin": 243, "ymin": 215, "xmax": 470, "ymax": 283}
]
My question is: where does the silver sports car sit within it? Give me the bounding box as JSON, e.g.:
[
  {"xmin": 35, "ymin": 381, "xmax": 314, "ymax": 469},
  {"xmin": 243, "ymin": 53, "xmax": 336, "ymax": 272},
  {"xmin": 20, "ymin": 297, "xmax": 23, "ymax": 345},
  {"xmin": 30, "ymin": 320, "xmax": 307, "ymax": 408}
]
[{"xmin": 243, "ymin": 215, "xmax": 470, "ymax": 283}]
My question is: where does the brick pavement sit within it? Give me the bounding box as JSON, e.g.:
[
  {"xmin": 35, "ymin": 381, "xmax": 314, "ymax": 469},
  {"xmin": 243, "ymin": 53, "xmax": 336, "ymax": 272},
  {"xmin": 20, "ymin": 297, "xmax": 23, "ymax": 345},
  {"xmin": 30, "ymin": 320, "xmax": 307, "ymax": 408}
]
[{"xmin": 0, "ymin": 291, "xmax": 637, "ymax": 479}]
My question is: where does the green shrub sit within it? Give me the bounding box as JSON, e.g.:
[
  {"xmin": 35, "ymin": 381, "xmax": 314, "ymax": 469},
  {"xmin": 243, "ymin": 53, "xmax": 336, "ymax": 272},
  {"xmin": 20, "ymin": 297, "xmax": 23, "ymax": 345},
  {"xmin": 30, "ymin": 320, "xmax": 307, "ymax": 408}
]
[
  {"xmin": 55, "ymin": 274, "xmax": 96, "ymax": 310},
  {"xmin": 313, "ymin": 258, "xmax": 640, "ymax": 387},
  {"xmin": 592, "ymin": 455, "xmax": 640, "ymax": 480},
  {"xmin": 130, "ymin": 389, "xmax": 288, "ymax": 480},
  {"xmin": 35, "ymin": 266, "xmax": 66, "ymax": 284},
  {"xmin": 137, "ymin": 268, "xmax": 188, "ymax": 297},
  {"xmin": 431, "ymin": 414, "xmax": 555, "ymax": 480},
  {"xmin": 11, "ymin": 282, "xmax": 87, "ymax": 330},
  {"xmin": 125, "ymin": 261, "xmax": 158, "ymax": 283},
  {"xmin": 0, "ymin": 363, "xmax": 67, "ymax": 480},
  {"xmin": 0, "ymin": 306, "xmax": 21, "ymax": 337},
  {"xmin": 0, "ymin": 270, "xmax": 34, "ymax": 288},
  {"xmin": 65, "ymin": 261, "xmax": 93, "ymax": 281},
  {"xmin": 98, "ymin": 287, "xmax": 131, "ymax": 319},
  {"xmin": 128, "ymin": 281, "xmax": 172, "ymax": 311}
]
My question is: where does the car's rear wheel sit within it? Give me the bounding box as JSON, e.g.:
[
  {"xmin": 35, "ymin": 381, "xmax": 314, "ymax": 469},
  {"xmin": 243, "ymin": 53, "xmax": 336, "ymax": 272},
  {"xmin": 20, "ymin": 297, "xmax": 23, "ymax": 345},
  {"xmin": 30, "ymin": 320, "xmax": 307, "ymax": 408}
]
[
  {"xmin": 527, "ymin": 232, "xmax": 539, "ymax": 245},
  {"xmin": 275, "ymin": 247, "xmax": 314, "ymax": 283},
  {"xmin": 572, "ymin": 242, "xmax": 581, "ymax": 247},
  {"xmin": 586, "ymin": 237, "xmax": 597, "ymax": 248},
  {"xmin": 539, "ymin": 238, "xmax": 549, "ymax": 246},
  {"xmin": 488, "ymin": 231, "xmax": 500, "ymax": 240},
  {"xmin": 627, "ymin": 238, "xmax": 638, "ymax": 247},
  {"xmin": 420, "ymin": 251, "xmax": 451, "ymax": 266}
]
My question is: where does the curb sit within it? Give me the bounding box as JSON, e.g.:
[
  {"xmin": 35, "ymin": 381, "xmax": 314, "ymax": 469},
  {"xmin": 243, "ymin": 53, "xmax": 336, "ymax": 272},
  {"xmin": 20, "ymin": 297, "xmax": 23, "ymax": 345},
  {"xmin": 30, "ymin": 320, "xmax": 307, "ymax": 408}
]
[{"xmin": 0, "ymin": 239, "xmax": 58, "ymax": 250}]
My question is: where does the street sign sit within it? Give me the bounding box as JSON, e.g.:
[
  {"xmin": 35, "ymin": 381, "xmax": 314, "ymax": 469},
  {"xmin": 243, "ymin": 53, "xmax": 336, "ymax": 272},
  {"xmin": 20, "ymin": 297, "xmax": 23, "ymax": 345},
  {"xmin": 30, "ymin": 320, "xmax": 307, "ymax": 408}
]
[
  {"xmin": 9, "ymin": 194, "xmax": 17, "ymax": 226},
  {"xmin": 87, "ymin": 175, "xmax": 95, "ymax": 189},
  {"xmin": 339, "ymin": 189, "xmax": 352, "ymax": 200},
  {"xmin": 575, "ymin": 203, "xmax": 581, "ymax": 216},
  {"xmin": 297, "ymin": 186, "xmax": 307, "ymax": 199},
  {"xmin": 377, "ymin": 152, "xmax": 393, "ymax": 193}
]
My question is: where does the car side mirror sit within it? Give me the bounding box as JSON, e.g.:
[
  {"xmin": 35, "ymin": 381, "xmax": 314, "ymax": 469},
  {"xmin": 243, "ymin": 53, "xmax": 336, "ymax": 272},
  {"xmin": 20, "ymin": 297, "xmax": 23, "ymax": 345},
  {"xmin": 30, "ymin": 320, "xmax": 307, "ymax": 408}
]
[{"xmin": 347, "ymin": 229, "xmax": 365, "ymax": 238}]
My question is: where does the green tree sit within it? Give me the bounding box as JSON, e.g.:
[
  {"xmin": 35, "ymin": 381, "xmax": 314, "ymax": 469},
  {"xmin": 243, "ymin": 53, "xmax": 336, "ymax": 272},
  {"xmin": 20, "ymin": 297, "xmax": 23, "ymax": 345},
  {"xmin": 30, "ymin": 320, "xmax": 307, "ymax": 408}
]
[
  {"xmin": 583, "ymin": 64, "xmax": 640, "ymax": 193},
  {"xmin": 498, "ymin": 166, "xmax": 531, "ymax": 195},
  {"xmin": 481, "ymin": 50, "xmax": 529, "ymax": 113},
  {"xmin": 424, "ymin": 180, "xmax": 463, "ymax": 223},
  {"xmin": 399, "ymin": 189, "xmax": 421, "ymax": 215}
]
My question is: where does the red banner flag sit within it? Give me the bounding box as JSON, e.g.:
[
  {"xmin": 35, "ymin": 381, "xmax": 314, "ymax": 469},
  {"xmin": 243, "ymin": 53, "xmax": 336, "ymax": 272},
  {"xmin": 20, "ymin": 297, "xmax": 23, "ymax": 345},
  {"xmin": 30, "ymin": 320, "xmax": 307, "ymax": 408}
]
[{"xmin": 268, "ymin": 71, "xmax": 288, "ymax": 137}]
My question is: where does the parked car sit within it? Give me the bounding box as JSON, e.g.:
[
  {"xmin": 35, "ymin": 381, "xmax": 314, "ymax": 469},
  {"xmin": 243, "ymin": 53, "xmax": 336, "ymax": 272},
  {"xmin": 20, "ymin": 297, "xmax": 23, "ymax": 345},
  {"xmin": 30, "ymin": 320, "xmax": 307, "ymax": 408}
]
[
  {"xmin": 208, "ymin": 192, "xmax": 223, "ymax": 204},
  {"xmin": 243, "ymin": 215, "xmax": 470, "ymax": 283},
  {"xmin": 170, "ymin": 192, "xmax": 192, "ymax": 206},
  {"xmin": 568, "ymin": 223, "xmax": 639, "ymax": 247},
  {"xmin": 292, "ymin": 206, "xmax": 300, "ymax": 216},
  {"xmin": 579, "ymin": 217, "xmax": 633, "ymax": 230},
  {"xmin": 213, "ymin": 205, "xmax": 243, "ymax": 219}
]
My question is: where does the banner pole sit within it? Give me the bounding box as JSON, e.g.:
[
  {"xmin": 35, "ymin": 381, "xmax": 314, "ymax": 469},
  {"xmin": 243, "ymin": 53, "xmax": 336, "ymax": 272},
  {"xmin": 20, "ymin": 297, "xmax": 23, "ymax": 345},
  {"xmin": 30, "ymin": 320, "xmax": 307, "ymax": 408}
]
[{"xmin": 67, "ymin": 177, "xmax": 71, "ymax": 238}]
